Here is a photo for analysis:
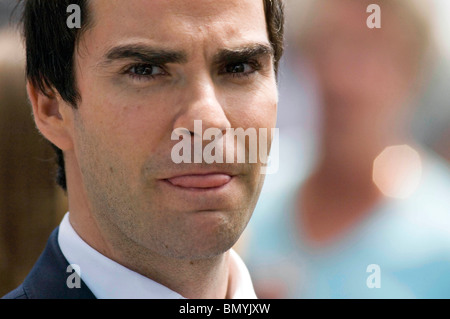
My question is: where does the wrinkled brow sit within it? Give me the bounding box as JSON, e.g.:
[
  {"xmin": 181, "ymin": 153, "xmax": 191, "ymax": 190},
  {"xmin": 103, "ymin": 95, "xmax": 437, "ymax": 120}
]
[
  {"xmin": 98, "ymin": 43, "xmax": 274, "ymax": 67},
  {"xmin": 99, "ymin": 44, "xmax": 188, "ymax": 66}
]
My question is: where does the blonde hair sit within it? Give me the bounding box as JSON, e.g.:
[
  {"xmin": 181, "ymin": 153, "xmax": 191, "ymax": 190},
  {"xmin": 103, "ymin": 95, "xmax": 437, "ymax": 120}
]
[{"xmin": 285, "ymin": 0, "xmax": 436, "ymax": 71}]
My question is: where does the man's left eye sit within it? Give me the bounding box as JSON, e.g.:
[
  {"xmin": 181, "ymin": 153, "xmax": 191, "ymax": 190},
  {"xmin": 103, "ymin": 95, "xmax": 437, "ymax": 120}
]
[{"xmin": 223, "ymin": 62, "xmax": 259, "ymax": 77}]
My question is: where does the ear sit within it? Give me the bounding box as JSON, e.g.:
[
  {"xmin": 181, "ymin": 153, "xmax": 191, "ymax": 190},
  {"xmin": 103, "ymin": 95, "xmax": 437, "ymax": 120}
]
[{"xmin": 27, "ymin": 81, "xmax": 74, "ymax": 151}]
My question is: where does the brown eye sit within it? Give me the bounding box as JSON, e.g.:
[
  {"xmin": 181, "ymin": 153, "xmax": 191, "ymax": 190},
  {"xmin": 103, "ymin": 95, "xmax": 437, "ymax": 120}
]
[
  {"xmin": 226, "ymin": 63, "xmax": 246, "ymax": 73},
  {"xmin": 127, "ymin": 64, "xmax": 166, "ymax": 80},
  {"xmin": 226, "ymin": 63, "xmax": 251, "ymax": 74},
  {"xmin": 131, "ymin": 65, "xmax": 154, "ymax": 75},
  {"xmin": 222, "ymin": 61, "xmax": 261, "ymax": 79}
]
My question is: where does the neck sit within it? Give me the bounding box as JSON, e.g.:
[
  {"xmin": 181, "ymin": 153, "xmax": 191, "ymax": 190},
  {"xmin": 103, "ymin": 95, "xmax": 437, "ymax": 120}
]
[
  {"xmin": 313, "ymin": 107, "xmax": 413, "ymax": 198},
  {"xmin": 64, "ymin": 154, "xmax": 230, "ymax": 299},
  {"xmin": 299, "ymin": 155, "xmax": 382, "ymax": 245},
  {"xmin": 299, "ymin": 99, "xmax": 414, "ymax": 244},
  {"xmin": 109, "ymin": 227, "xmax": 231, "ymax": 299},
  {"xmin": 69, "ymin": 206, "xmax": 231, "ymax": 299},
  {"xmin": 317, "ymin": 98, "xmax": 412, "ymax": 172}
]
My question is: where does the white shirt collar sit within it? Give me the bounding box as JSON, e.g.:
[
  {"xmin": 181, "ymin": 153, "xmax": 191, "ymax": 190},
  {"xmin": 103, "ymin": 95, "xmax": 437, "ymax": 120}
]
[{"xmin": 58, "ymin": 213, "xmax": 256, "ymax": 299}]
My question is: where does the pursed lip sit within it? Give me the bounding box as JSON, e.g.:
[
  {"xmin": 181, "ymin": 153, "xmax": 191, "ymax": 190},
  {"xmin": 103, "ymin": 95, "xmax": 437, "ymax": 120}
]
[{"xmin": 162, "ymin": 171, "xmax": 236, "ymax": 190}]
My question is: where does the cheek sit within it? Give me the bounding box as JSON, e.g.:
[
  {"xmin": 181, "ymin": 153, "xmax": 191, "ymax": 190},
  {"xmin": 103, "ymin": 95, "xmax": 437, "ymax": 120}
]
[
  {"xmin": 80, "ymin": 89, "xmax": 174, "ymax": 151},
  {"xmin": 225, "ymin": 81, "xmax": 278, "ymax": 130},
  {"xmin": 73, "ymin": 98, "xmax": 176, "ymax": 195}
]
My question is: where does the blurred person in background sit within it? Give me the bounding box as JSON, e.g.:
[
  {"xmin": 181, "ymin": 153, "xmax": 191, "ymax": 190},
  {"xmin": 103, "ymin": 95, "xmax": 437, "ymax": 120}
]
[
  {"xmin": 241, "ymin": 0, "xmax": 450, "ymax": 298},
  {"xmin": 0, "ymin": 28, "xmax": 67, "ymax": 296}
]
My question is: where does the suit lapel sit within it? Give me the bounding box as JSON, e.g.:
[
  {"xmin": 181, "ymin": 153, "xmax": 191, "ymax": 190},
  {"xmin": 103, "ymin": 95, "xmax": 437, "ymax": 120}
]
[{"xmin": 22, "ymin": 227, "xmax": 96, "ymax": 299}]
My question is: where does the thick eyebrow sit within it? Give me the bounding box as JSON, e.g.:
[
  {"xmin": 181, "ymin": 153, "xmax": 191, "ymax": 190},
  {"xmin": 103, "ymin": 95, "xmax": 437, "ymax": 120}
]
[
  {"xmin": 97, "ymin": 43, "xmax": 274, "ymax": 69},
  {"xmin": 213, "ymin": 43, "xmax": 274, "ymax": 66},
  {"xmin": 99, "ymin": 44, "xmax": 188, "ymax": 66}
]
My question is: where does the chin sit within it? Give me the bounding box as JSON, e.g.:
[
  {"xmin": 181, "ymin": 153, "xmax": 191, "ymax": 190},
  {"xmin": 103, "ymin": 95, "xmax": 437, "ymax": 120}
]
[
  {"xmin": 160, "ymin": 236, "xmax": 238, "ymax": 261},
  {"xmin": 161, "ymin": 213, "xmax": 246, "ymax": 260}
]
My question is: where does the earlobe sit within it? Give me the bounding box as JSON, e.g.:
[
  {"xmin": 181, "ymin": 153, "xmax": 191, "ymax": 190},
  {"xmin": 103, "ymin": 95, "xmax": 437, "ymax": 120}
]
[{"xmin": 27, "ymin": 81, "xmax": 74, "ymax": 151}]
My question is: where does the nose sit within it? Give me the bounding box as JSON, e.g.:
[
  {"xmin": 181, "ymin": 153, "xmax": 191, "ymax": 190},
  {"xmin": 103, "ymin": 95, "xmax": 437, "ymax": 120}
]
[{"xmin": 172, "ymin": 76, "xmax": 231, "ymax": 137}]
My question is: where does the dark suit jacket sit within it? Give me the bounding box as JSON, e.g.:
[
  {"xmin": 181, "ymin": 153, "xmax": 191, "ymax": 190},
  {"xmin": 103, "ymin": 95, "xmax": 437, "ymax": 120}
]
[{"xmin": 2, "ymin": 228, "xmax": 96, "ymax": 299}]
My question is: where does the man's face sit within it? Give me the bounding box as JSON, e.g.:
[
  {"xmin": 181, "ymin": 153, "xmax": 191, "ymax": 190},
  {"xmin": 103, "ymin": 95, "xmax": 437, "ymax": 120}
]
[{"xmin": 69, "ymin": 0, "xmax": 278, "ymax": 259}]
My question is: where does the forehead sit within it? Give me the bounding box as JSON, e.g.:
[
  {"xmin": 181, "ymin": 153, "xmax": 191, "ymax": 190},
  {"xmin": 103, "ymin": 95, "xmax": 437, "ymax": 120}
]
[{"xmin": 83, "ymin": 0, "xmax": 269, "ymax": 55}]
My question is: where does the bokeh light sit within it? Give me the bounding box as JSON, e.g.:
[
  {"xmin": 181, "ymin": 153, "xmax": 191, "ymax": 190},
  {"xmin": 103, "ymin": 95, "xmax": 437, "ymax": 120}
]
[{"xmin": 372, "ymin": 145, "xmax": 423, "ymax": 199}]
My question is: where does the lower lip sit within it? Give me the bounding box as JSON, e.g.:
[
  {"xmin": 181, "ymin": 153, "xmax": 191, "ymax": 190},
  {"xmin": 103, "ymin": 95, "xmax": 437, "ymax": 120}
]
[{"xmin": 164, "ymin": 174, "xmax": 233, "ymax": 191}]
